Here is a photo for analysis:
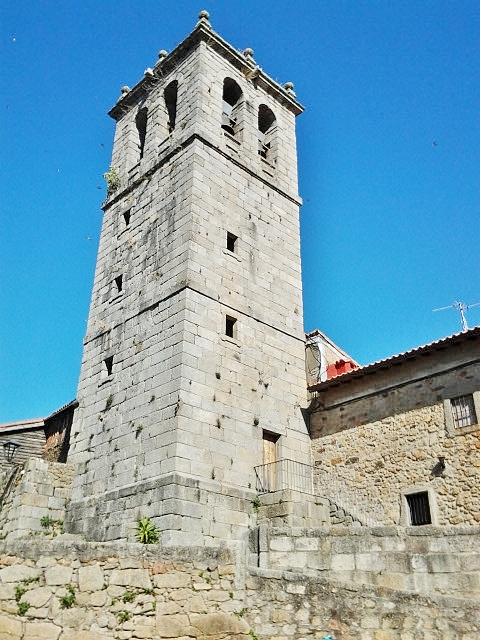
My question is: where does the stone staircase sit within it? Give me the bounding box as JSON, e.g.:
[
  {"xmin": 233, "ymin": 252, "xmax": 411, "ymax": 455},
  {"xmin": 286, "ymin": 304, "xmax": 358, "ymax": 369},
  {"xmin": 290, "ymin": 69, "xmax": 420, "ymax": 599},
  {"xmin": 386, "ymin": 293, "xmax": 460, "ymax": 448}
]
[
  {"xmin": 328, "ymin": 497, "xmax": 364, "ymax": 527},
  {"xmin": 315, "ymin": 473, "xmax": 386, "ymax": 527}
]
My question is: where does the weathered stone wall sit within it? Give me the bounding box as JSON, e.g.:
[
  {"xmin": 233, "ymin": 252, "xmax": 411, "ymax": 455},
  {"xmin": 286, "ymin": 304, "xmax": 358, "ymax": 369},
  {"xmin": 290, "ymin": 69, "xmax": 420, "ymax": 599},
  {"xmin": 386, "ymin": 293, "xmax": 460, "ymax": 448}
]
[
  {"xmin": 68, "ymin": 20, "xmax": 311, "ymax": 545},
  {"xmin": 310, "ymin": 357, "xmax": 480, "ymax": 526},
  {"xmin": 312, "ymin": 403, "xmax": 480, "ymax": 526},
  {"xmin": 0, "ymin": 459, "xmax": 73, "ymax": 541},
  {"xmin": 0, "ymin": 539, "xmax": 479, "ymax": 639},
  {"xmin": 257, "ymin": 525, "xmax": 480, "ymax": 598}
]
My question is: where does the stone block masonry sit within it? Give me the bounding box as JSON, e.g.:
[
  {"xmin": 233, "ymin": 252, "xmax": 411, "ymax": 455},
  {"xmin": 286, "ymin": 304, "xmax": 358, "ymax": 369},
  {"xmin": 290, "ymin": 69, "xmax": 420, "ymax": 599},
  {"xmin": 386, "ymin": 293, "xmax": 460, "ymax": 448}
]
[
  {"xmin": 258, "ymin": 524, "xmax": 480, "ymax": 598},
  {"xmin": 68, "ymin": 15, "xmax": 311, "ymax": 544},
  {"xmin": 0, "ymin": 459, "xmax": 73, "ymax": 541},
  {"xmin": 0, "ymin": 538, "xmax": 479, "ymax": 639}
]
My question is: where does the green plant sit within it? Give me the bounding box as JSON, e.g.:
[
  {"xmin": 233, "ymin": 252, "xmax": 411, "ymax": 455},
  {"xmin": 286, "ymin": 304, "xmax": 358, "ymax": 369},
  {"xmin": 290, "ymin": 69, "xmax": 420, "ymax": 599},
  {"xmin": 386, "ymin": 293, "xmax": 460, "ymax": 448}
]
[
  {"xmin": 235, "ymin": 608, "xmax": 247, "ymax": 618},
  {"xmin": 40, "ymin": 515, "xmax": 64, "ymax": 536},
  {"xmin": 122, "ymin": 590, "xmax": 136, "ymax": 604},
  {"xmin": 229, "ymin": 591, "xmax": 234, "ymax": 599},
  {"xmin": 105, "ymin": 394, "xmax": 114, "ymax": 411},
  {"xmin": 60, "ymin": 585, "xmax": 76, "ymax": 609},
  {"xmin": 40, "ymin": 515, "xmax": 54, "ymax": 530},
  {"xmin": 135, "ymin": 516, "xmax": 160, "ymax": 544},
  {"xmin": 22, "ymin": 577, "xmax": 39, "ymax": 585},
  {"xmin": 251, "ymin": 496, "xmax": 261, "ymax": 513},
  {"xmin": 17, "ymin": 601, "xmax": 30, "ymax": 615},
  {"xmin": 14, "ymin": 586, "xmax": 26, "ymax": 602},
  {"xmin": 143, "ymin": 587, "xmax": 153, "ymax": 595},
  {"xmin": 117, "ymin": 611, "xmax": 131, "ymax": 623},
  {"xmin": 104, "ymin": 166, "xmax": 121, "ymax": 196},
  {"xmin": 248, "ymin": 630, "xmax": 259, "ymax": 640}
]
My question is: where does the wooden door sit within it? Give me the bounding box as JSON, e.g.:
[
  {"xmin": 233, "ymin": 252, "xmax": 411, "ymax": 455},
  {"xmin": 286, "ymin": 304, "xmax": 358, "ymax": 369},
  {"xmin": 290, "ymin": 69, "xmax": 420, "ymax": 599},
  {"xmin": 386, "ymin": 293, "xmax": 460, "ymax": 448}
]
[{"xmin": 262, "ymin": 431, "xmax": 278, "ymax": 491}]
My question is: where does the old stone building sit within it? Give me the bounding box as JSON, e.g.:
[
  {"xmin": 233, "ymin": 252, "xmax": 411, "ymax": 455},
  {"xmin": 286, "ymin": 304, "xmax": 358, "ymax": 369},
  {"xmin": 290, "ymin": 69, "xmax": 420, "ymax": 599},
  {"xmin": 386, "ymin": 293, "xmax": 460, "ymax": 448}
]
[{"xmin": 309, "ymin": 326, "xmax": 480, "ymax": 527}]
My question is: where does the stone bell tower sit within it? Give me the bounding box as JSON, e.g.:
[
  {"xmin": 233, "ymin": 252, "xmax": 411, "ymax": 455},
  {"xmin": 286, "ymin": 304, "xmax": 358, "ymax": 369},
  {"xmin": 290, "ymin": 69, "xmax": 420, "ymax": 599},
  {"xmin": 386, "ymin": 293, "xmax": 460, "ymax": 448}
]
[{"xmin": 66, "ymin": 11, "xmax": 312, "ymax": 545}]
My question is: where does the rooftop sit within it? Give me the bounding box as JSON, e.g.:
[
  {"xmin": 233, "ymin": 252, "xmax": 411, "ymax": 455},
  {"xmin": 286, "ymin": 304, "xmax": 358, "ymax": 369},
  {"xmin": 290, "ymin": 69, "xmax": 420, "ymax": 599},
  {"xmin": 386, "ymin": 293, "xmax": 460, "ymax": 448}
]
[{"xmin": 308, "ymin": 325, "xmax": 480, "ymax": 392}]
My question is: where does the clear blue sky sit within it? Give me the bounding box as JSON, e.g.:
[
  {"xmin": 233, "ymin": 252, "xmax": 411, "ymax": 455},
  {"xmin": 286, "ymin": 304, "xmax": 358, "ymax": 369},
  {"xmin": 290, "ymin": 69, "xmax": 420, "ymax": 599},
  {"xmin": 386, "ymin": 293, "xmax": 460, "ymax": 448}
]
[{"xmin": 1, "ymin": 1, "xmax": 479, "ymax": 422}]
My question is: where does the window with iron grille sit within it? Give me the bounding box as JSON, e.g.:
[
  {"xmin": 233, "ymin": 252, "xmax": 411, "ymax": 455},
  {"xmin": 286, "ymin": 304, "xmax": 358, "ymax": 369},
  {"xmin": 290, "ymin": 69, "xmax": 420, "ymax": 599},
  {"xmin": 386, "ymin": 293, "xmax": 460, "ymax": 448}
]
[
  {"xmin": 450, "ymin": 394, "xmax": 477, "ymax": 429},
  {"xmin": 406, "ymin": 491, "xmax": 431, "ymax": 526}
]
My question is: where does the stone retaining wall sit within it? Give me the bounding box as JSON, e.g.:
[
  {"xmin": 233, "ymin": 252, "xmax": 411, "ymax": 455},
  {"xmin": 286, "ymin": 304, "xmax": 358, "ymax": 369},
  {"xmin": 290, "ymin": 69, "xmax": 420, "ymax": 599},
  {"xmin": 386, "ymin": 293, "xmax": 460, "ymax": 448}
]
[
  {"xmin": 258, "ymin": 525, "xmax": 480, "ymax": 598},
  {"xmin": 0, "ymin": 538, "xmax": 479, "ymax": 639},
  {"xmin": 0, "ymin": 460, "xmax": 73, "ymax": 541}
]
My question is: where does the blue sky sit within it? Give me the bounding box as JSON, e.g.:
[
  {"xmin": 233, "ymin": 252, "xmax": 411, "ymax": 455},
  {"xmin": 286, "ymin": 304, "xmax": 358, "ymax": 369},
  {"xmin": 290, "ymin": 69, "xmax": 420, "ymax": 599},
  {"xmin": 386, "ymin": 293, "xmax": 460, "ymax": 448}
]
[{"xmin": 1, "ymin": 1, "xmax": 479, "ymax": 422}]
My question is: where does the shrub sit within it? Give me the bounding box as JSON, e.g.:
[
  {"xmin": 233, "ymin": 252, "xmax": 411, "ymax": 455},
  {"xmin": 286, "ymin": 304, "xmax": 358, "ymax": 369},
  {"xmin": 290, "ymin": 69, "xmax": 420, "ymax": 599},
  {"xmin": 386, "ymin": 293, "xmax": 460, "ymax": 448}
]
[{"xmin": 135, "ymin": 516, "xmax": 160, "ymax": 544}]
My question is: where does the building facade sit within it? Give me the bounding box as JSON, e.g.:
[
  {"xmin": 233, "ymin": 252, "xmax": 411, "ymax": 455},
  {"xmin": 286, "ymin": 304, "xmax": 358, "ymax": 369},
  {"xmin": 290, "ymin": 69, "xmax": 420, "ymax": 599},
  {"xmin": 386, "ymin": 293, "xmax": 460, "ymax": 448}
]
[{"xmin": 308, "ymin": 327, "xmax": 480, "ymax": 527}]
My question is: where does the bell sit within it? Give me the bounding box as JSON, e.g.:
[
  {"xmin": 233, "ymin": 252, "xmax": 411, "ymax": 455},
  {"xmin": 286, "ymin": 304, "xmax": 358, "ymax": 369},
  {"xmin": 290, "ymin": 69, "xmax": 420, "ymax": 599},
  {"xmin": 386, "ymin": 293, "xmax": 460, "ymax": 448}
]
[{"xmin": 221, "ymin": 113, "xmax": 235, "ymax": 136}]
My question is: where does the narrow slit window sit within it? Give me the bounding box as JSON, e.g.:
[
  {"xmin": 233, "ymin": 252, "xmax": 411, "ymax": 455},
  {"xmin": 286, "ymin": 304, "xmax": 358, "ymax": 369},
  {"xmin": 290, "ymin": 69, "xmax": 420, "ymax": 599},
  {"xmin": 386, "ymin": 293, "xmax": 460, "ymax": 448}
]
[
  {"xmin": 123, "ymin": 209, "xmax": 131, "ymax": 226},
  {"xmin": 104, "ymin": 356, "xmax": 114, "ymax": 377},
  {"xmin": 406, "ymin": 492, "xmax": 431, "ymax": 526},
  {"xmin": 135, "ymin": 107, "xmax": 148, "ymax": 159},
  {"xmin": 114, "ymin": 275, "xmax": 123, "ymax": 293},
  {"xmin": 451, "ymin": 395, "xmax": 477, "ymax": 429},
  {"xmin": 225, "ymin": 315, "xmax": 237, "ymax": 339},
  {"xmin": 164, "ymin": 81, "xmax": 178, "ymax": 133},
  {"xmin": 226, "ymin": 232, "xmax": 237, "ymax": 253}
]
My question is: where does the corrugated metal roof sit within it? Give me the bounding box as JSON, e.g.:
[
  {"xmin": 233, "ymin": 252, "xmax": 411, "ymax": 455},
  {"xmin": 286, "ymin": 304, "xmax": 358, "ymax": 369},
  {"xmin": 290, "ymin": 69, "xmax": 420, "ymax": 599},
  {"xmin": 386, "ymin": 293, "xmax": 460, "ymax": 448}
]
[{"xmin": 308, "ymin": 325, "xmax": 480, "ymax": 392}]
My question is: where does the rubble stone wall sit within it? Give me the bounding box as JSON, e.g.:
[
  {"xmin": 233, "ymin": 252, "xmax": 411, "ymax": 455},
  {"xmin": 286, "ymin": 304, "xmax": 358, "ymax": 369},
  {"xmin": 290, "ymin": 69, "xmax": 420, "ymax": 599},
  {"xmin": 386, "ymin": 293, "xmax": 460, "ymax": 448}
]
[
  {"xmin": 312, "ymin": 403, "xmax": 480, "ymax": 526},
  {"xmin": 0, "ymin": 539, "xmax": 479, "ymax": 640},
  {"xmin": 310, "ymin": 358, "xmax": 480, "ymax": 527}
]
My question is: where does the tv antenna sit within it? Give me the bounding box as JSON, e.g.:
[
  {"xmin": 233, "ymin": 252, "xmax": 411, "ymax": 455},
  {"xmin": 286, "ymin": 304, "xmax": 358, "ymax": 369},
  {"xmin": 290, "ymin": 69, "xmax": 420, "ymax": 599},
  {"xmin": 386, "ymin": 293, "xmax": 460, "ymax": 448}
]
[{"xmin": 433, "ymin": 300, "xmax": 480, "ymax": 332}]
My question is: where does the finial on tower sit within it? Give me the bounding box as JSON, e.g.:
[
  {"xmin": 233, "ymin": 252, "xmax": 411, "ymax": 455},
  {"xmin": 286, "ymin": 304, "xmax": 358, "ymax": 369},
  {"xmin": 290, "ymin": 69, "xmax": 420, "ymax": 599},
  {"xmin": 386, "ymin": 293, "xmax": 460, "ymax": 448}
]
[
  {"xmin": 284, "ymin": 82, "xmax": 296, "ymax": 98},
  {"xmin": 243, "ymin": 48, "xmax": 255, "ymax": 62},
  {"xmin": 197, "ymin": 10, "xmax": 211, "ymax": 28},
  {"xmin": 121, "ymin": 86, "xmax": 131, "ymax": 96},
  {"xmin": 158, "ymin": 50, "xmax": 168, "ymax": 61}
]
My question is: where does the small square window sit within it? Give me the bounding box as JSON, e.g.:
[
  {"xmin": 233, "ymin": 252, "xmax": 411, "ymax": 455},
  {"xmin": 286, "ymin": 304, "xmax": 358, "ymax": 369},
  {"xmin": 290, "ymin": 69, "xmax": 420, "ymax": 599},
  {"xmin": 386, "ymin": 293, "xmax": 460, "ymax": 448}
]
[
  {"xmin": 104, "ymin": 356, "xmax": 114, "ymax": 377},
  {"xmin": 226, "ymin": 232, "xmax": 237, "ymax": 253},
  {"xmin": 225, "ymin": 315, "xmax": 237, "ymax": 339},
  {"xmin": 451, "ymin": 395, "xmax": 477, "ymax": 429},
  {"xmin": 123, "ymin": 209, "xmax": 131, "ymax": 226},
  {"xmin": 406, "ymin": 491, "xmax": 431, "ymax": 526}
]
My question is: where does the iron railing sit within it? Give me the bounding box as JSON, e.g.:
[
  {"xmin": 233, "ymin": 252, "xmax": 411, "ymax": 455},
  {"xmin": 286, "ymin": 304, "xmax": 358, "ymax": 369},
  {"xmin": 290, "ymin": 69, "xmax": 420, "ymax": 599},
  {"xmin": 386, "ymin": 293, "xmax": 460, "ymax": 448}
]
[{"xmin": 254, "ymin": 459, "xmax": 314, "ymax": 494}]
